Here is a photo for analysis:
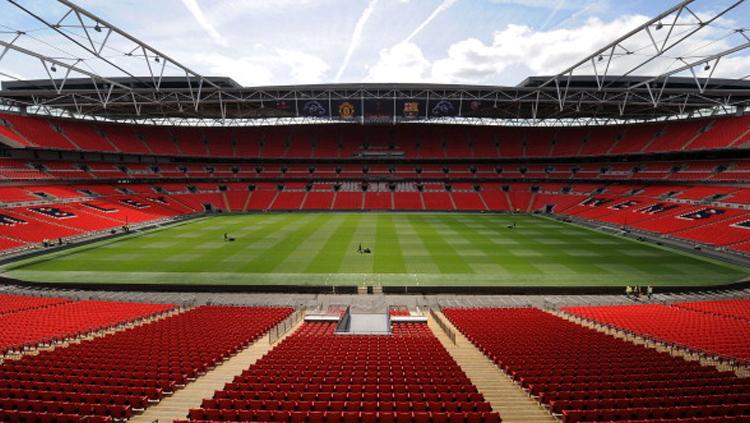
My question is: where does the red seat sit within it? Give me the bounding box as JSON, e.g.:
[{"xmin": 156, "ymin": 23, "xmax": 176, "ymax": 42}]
[
  {"xmin": 378, "ymin": 412, "xmax": 396, "ymax": 423},
  {"xmin": 308, "ymin": 411, "xmax": 325, "ymax": 423},
  {"xmin": 325, "ymin": 411, "xmax": 342, "ymax": 423},
  {"xmin": 396, "ymin": 411, "xmax": 413, "ymax": 423}
]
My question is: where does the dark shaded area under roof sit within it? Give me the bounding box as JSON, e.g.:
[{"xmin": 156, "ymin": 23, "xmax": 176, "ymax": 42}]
[{"xmin": 1, "ymin": 75, "xmax": 748, "ymax": 122}]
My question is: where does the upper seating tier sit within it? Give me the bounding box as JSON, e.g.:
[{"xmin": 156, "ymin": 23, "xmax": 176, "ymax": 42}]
[{"xmin": 2, "ymin": 113, "xmax": 748, "ymax": 159}]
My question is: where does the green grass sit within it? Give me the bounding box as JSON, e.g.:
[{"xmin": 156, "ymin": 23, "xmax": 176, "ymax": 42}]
[{"xmin": 1, "ymin": 212, "xmax": 748, "ymax": 287}]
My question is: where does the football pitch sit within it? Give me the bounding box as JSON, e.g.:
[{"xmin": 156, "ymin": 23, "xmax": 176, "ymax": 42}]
[{"xmin": 2, "ymin": 213, "xmax": 748, "ymax": 287}]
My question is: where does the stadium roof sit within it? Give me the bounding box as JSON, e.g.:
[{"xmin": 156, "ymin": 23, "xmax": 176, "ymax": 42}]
[
  {"xmin": 2, "ymin": 76, "xmax": 750, "ymax": 124},
  {"xmin": 1, "ymin": 0, "xmax": 750, "ymax": 125}
]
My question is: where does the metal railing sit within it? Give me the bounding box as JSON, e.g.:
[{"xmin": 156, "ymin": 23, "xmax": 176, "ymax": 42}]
[
  {"xmin": 430, "ymin": 308, "xmax": 457, "ymax": 345},
  {"xmin": 269, "ymin": 307, "xmax": 306, "ymax": 345},
  {"xmin": 334, "ymin": 306, "xmax": 352, "ymax": 334}
]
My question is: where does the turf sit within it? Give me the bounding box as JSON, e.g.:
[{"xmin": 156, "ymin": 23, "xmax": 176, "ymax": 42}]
[{"xmin": 2, "ymin": 213, "xmax": 748, "ymax": 287}]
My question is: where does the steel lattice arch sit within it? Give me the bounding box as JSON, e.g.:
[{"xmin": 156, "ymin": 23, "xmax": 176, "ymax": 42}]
[{"xmin": 1, "ymin": 0, "xmax": 750, "ymax": 126}]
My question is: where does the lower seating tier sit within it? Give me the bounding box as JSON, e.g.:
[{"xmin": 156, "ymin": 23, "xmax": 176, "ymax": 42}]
[
  {"xmin": 443, "ymin": 308, "xmax": 750, "ymax": 423},
  {"xmin": 0, "ymin": 306, "xmax": 293, "ymax": 422},
  {"xmin": 2, "ymin": 181, "xmax": 750, "ymax": 256},
  {"xmin": 185, "ymin": 321, "xmax": 500, "ymax": 423}
]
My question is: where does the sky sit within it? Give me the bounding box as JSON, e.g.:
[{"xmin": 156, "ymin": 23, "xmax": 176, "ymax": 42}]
[{"xmin": 2, "ymin": 0, "xmax": 750, "ymax": 87}]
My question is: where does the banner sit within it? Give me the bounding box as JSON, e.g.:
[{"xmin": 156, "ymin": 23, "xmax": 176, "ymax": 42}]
[
  {"xmin": 331, "ymin": 99, "xmax": 360, "ymax": 121},
  {"xmin": 300, "ymin": 100, "xmax": 328, "ymax": 118},
  {"xmin": 363, "ymin": 99, "xmax": 393, "ymax": 123},
  {"xmin": 427, "ymin": 99, "xmax": 459, "ymax": 118},
  {"xmin": 461, "ymin": 99, "xmax": 494, "ymax": 117},
  {"xmin": 396, "ymin": 99, "xmax": 426, "ymax": 121}
]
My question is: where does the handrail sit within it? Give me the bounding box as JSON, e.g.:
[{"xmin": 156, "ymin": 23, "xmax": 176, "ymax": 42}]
[
  {"xmin": 430, "ymin": 308, "xmax": 456, "ymax": 345},
  {"xmin": 269, "ymin": 307, "xmax": 306, "ymax": 345}
]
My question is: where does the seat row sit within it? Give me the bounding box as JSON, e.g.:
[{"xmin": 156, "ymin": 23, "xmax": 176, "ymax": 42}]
[
  {"xmin": 674, "ymin": 298, "xmax": 750, "ymax": 321},
  {"xmin": 212, "ymin": 393, "xmax": 485, "ymax": 404},
  {"xmin": 184, "ymin": 409, "xmax": 500, "ymax": 423},
  {"xmin": 562, "ymin": 404, "xmax": 750, "ymax": 423},
  {"xmin": 198, "ymin": 399, "xmax": 491, "ymax": 414},
  {"xmin": 0, "ymin": 410, "xmax": 111, "ymax": 423}
]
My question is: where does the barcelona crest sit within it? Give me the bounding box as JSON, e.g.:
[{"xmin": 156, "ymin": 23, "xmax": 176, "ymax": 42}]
[{"xmin": 403, "ymin": 102, "xmax": 419, "ymax": 119}]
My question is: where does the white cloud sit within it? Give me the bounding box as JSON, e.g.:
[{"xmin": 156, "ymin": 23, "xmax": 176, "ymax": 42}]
[
  {"xmin": 366, "ymin": 42, "xmax": 430, "ymax": 82},
  {"xmin": 197, "ymin": 53, "xmax": 274, "ymax": 86},
  {"xmin": 335, "ymin": 0, "xmax": 379, "ymax": 82},
  {"xmin": 695, "ymin": 54, "xmax": 750, "ymax": 80},
  {"xmin": 191, "ymin": 49, "xmax": 330, "ymax": 86},
  {"xmin": 275, "ymin": 49, "xmax": 330, "ymax": 83},
  {"xmin": 431, "ymin": 15, "xmax": 650, "ymax": 83},
  {"xmin": 364, "ymin": 0, "xmax": 457, "ymax": 83},
  {"xmin": 179, "ymin": 0, "xmax": 228, "ymax": 47},
  {"xmin": 364, "ymin": 14, "xmax": 696, "ymax": 85}
]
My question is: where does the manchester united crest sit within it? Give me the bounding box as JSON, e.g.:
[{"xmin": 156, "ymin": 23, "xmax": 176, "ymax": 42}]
[{"xmin": 338, "ymin": 102, "xmax": 355, "ymax": 119}]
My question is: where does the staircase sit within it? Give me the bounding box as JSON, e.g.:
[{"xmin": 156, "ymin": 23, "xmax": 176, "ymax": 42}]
[
  {"xmin": 478, "ymin": 192, "xmax": 490, "ymax": 211},
  {"xmin": 447, "ymin": 192, "xmax": 458, "ymax": 210},
  {"xmin": 266, "ymin": 190, "xmax": 281, "ymax": 210},
  {"xmin": 242, "ymin": 192, "xmax": 253, "ymax": 212},
  {"xmin": 504, "ymin": 192, "xmax": 514, "ymax": 212},
  {"xmin": 526, "ymin": 193, "xmax": 537, "ymax": 213},
  {"xmin": 221, "ymin": 192, "xmax": 231, "ymax": 211},
  {"xmin": 300, "ymin": 191, "xmax": 311, "ymax": 210},
  {"xmin": 428, "ymin": 311, "xmax": 555, "ymax": 423}
]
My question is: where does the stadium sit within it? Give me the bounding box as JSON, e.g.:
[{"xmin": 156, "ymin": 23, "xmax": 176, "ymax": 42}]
[{"xmin": 0, "ymin": 0, "xmax": 750, "ymax": 422}]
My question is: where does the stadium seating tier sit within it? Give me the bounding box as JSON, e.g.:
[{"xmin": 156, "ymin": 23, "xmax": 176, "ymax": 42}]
[
  {"xmin": 3, "ymin": 113, "xmax": 750, "ymax": 159},
  {"xmin": 444, "ymin": 308, "xmax": 750, "ymax": 423},
  {"xmin": 185, "ymin": 321, "xmax": 500, "ymax": 423},
  {"xmin": 0, "ymin": 305, "xmax": 292, "ymax": 422}
]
